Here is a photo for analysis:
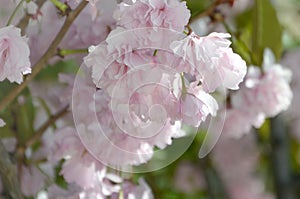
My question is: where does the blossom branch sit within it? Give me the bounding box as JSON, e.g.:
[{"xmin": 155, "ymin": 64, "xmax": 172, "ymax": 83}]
[
  {"xmin": 0, "ymin": 0, "xmax": 88, "ymax": 112},
  {"xmin": 25, "ymin": 105, "xmax": 69, "ymax": 147},
  {"xmin": 57, "ymin": 48, "xmax": 88, "ymax": 58},
  {"xmin": 0, "ymin": 141, "xmax": 24, "ymax": 199}
]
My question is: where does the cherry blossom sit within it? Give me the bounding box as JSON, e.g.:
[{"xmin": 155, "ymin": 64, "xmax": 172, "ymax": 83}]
[
  {"xmin": 70, "ymin": 68, "xmax": 184, "ymax": 167},
  {"xmin": 170, "ymin": 32, "xmax": 247, "ymax": 92},
  {"xmin": 115, "ymin": 0, "xmax": 190, "ymax": 32},
  {"xmin": 48, "ymin": 127, "xmax": 122, "ymax": 196},
  {"xmin": 0, "ymin": 25, "xmax": 31, "ymax": 84},
  {"xmin": 221, "ymin": 49, "xmax": 293, "ymax": 138}
]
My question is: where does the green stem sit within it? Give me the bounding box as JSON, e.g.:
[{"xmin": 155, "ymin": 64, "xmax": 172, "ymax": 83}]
[
  {"xmin": 153, "ymin": 49, "xmax": 158, "ymax": 56},
  {"xmin": 50, "ymin": 0, "xmax": 70, "ymax": 14},
  {"xmin": 58, "ymin": 48, "xmax": 88, "ymax": 57},
  {"xmin": 180, "ymin": 73, "xmax": 187, "ymax": 97},
  {"xmin": 6, "ymin": 0, "xmax": 26, "ymax": 26}
]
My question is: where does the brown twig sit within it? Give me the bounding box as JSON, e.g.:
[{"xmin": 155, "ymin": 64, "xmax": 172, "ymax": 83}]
[
  {"xmin": 25, "ymin": 105, "xmax": 69, "ymax": 147},
  {"xmin": 0, "ymin": 0, "xmax": 88, "ymax": 112}
]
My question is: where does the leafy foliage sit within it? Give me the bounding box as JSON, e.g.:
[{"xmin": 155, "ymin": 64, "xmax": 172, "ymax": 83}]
[{"xmin": 252, "ymin": 0, "xmax": 283, "ymax": 65}]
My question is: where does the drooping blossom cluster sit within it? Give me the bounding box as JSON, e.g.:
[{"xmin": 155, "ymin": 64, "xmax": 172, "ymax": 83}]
[
  {"xmin": 82, "ymin": 0, "xmax": 247, "ymax": 169},
  {"xmin": 220, "ymin": 49, "xmax": 293, "ymax": 138},
  {"xmin": 44, "ymin": 107, "xmax": 154, "ymax": 198}
]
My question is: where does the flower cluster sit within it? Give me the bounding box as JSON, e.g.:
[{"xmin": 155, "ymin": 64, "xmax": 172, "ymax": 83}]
[
  {"xmin": 221, "ymin": 49, "xmax": 292, "ymax": 138},
  {"xmin": 82, "ymin": 0, "xmax": 247, "ymax": 169}
]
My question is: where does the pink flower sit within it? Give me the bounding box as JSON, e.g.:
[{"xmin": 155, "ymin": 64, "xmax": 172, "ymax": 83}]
[
  {"xmin": 49, "ymin": 127, "xmax": 102, "ymax": 189},
  {"xmin": 69, "ymin": 65, "xmax": 189, "ymax": 167},
  {"xmin": 0, "ymin": 25, "xmax": 31, "ymax": 84},
  {"xmin": 254, "ymin": 49, "xmax": 292, "ymax": 117},
  {"xmin": 179, "ymin": 83, "xmax": 218, "ymax": 127},
  {"xmin": 64, "ymin": 70, "xmax": 154, "ymax": 166},
  {"xmin": 221, "ymin": 49, "xmax": 293, "ymax": 138},
  {"xmin": 221, "ymin": 108, "xmax": 265, "ymax": 138},
  {"xmin": 49, "ymin": 127, "xmax": 122, "ymax": 196},
  {"xmin": 171, "ymin": 32, "xmax": 247, "ymax": 92},
  {"xmin": 232, "ymin": 49, "xmax": 292, "ymax": 118},
  {"xmin": 84, "ymin": 27, "xmax": 183, "ymax": 91},
  {"xmin": 84, "ymin": 28, "xmax": 219, "ymax": 129},
  {"xmin": 115, "ymin": 0, "xmax": 190, "ymax": 32}
]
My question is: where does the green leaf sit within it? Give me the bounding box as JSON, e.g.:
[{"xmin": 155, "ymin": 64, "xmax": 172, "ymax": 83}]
[
  {"xmin": 54, "ymin": 160, "xmax": 68, "ymax": 190},
  {"xmin": 0, "ymin": 125, "xmax": 15, "ymax": 138},
  {"xmin": 236, "ymin": 8, "xmax": 253, "ymax": 30},
  {"xmin": 252, "ymin": 0, "xmax": 283, "ymax": 65},
  {"xmin": 0, "ymin": 80, "xmax": 17, "ymax": 103},
  {"xmin": 184, "ymin": 0, "xmax": 210, "ymax": 18},
  {"xmin": 35, "ymin": 60, "xmax": 78, "ymax": 81},
  {"xmin": 258, "ymin": 119, "xmax": 270, "ymax": 141},
  {"xmin": 224, "ymin": 9, "xmax": 254, "ymax": 65},
  {"xmin": 0, "ymin": 84, "xmax": 34, "ymax": 140}
]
